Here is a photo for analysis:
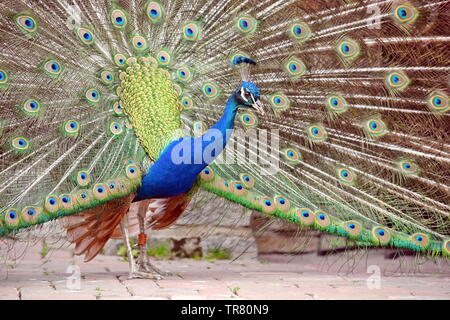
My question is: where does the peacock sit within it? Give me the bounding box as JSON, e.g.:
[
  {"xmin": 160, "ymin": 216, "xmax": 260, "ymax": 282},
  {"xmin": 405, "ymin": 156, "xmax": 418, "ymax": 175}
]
[{"xmin": 0, "ymin": 0, "xmax": 449, "ymax": 279}]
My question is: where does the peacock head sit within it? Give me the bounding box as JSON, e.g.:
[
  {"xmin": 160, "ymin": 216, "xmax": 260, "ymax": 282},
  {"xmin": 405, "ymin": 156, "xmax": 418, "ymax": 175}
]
[{"xmin": 234, "ymin": 81, "xmax": 264, "ymax": 114}]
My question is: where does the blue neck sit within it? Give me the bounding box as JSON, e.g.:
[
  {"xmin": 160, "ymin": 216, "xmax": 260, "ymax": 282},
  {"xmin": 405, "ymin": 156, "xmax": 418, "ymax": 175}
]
[{"xmin": 134, "ymin": 93, "xmax": 240, "ymax": 200}]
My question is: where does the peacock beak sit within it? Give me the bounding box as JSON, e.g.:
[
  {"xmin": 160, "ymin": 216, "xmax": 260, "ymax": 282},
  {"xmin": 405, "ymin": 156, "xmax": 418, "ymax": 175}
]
[{"xmin": 251, "ymin": 99, "xmax": 265, "ymax": 115}]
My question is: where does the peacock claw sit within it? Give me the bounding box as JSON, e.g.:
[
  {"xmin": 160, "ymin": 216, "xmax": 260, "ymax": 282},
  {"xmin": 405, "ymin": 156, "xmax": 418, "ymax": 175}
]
[{"xmin": 128, "ymin": 270, "xmax": 162, "ymax": 280}]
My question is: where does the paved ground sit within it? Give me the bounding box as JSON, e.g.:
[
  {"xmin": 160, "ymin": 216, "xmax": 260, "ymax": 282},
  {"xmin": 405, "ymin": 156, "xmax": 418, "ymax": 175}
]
[{"xmin": 1, "ymin": 242, "xmax": 449, "ymax": 300}]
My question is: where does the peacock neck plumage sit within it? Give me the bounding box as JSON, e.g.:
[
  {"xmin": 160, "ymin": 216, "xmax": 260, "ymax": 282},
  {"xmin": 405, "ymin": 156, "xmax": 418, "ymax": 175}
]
[{"xmin": 134, "ymin": 92, "xmax": 240, "ymax": 201}]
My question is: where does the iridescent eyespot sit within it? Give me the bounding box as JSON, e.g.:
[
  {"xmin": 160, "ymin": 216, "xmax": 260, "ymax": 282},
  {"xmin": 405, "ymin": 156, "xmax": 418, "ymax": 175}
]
[
  {"xmin": 427, "ymin": 91, "xmax": 449, "ymax": 113},
  {"xmin": 93, "ymin": 184, "xmax": 109, "ymax": 200},
  {"xmin": 385, "ymin": 71, "xmax": 410, "ymax": 91},
  {"xmin": 201, "ymin": 82, "xmax": 220, "ymax": 99},
  {"xmin": 11, "ymin": 137, "xmax": 30, "ymax": 152},
  {"xmin": 125, "ymin": 164, "xmax": 140, "ymax": 179},
  {"xmin": 283, "ymin": 56, "xmax": 307, "ymax": 78},
  {"xmin": 411, "ymin": 233, "xmax": 429, "ymax": 249},
  {"xmin": 306, "ymin": 124, "xmax": 327, "ymax": 142},
  {"xmin": 342, "ymin": 220, "xmax": 362, "ymax": 237},
  {"xmin": 337, "ymin": 167, "xmax": 356, "ymax": 185},
  {"xmin": 239, "ymin": 111, "xmax": 258, "ymax": 128},
  {"xmin": 109, "ymin": 121, "xmax": 123, "ymax": 136},
  {"xmin": 75, "ymin": 27, "xmax": 94, "ymax": 45},
  {"xmin": 363, "ymin": 117, "xmax": 387, "ymax": 139},
  {"xmin": 269, "ymin": 93, "xmax": 290, "ymax": 112},
  {"xmin": 132, "ymin": 35, "xmax": 148, "ymax": 51},
  {"xmin": 85, "ymin": 88, "xmax": 101, "ymax": 103},
  {"xmin": 176, "ymin": 66, "xmax": 193, "ymax": 82},
  {"xmin": 76, "ymin": 170, "xmax": 91, "ymax": 187},
  {"xmin": 5, "ymin": 209, "xmax": 20, "ymax": 226},
  {"xmin": 76, "ymin": 190, "xmax": 92, "ymax": 205},
  {"xmin": 114, "ymin": 53, "xmax": 127, "ymax": 67},
  {"xmin": 112, "ymin": 101, "xmax": 124, "ymax": 116},
  {"xmin": 325, "ymin": 94, "xmax": 348, "ymax": 114},
  {"xmin": 240, "ymin": 173, "xmax": 254, "ymax": 189},
  {"xmin": 180, "ymin": 96, "xmax": 193, "ymax": 110},
  {"xmin": 59, "ymin": 194, "xmax": 76, "ymax": 210},
  {"xmin": 111, "ymin": 8, "xmax": 128, "ymax": 28},
  {"xmin": 393, "ymin": 3, "xmax": 418, "ymax": 24},
  {"xmin": 43, "ymin": 59, "xmax": 62, "ymax": 77},
  {"xmin": 288, "ymin": 21, "xmax": 312, "ymax": 43},
  {"xmin": 100, "ymin": 70, "xmax": 114, "ymax": 84},
  {"xmin": 0, "ymin": 69, "xmax": 8, "ymax": 85},
  {"xmin": 45, "ymin": 195, "xmax": 59, "ymax": 213},
  {"xmin": 21, "ymin": 98, "xmax": 41, "ymax": 115},
  {"xmin": 63, "ymin": 119, "xmax": 80, "ymax": 136},
  {"xmin": 314, "ymin": 210, "xmax": 331, "ymax": 228},
  {"xmin": 193, "ymin": 121, "xmax": 205, "ymax": 137},
  {"xmin": 282, "ymin": 147, "xmax": 302, "ymax": 165},
  {"xmin": 397, "ymin": 159, "xmax": 419, "ymax": 176},
  {"xmin": 146, "ymin": 1, "xmax": 165, "ymax": 23},
  {"xmin": 182, "ymin": 22, "xmax": 201, "ymax": 41},
  {"xmin": 230, "ymin": 181, "xmax": 247, "ymax": 196},
  {"xmin": 336, "ymin": 38, "xmax": 360, "ymax": 61},
  {"xmin": 236, "ymin": 14, "xmax": 258, "ymax": 35},
  {"xmin": 21, "ymin": 206, "xmax": 42, "ymax": 223},
  {"xmin": 157, "ymin": 49, "xmax": 171, "ymax": 66},
  {"xmin": 260, "ymin": 197, "xmax": 276, "ymax": 214},
  {"xmin": 15, "ymin": 15, "xmax": 37, "ymax": 33},
  {"xmin": 294, "ymin": 208, "xmax": 315, "ymax": 226},
  {"xmin": 200, "ymin": 166, "xmax": 214, "ymax": 181},
  {"xmin": 372, "ymin": 227, "xmax": 391, "ymax": 245},
  {"xmin": 274, "ymin": 196, "xmax": 290, "ymax": 212}
]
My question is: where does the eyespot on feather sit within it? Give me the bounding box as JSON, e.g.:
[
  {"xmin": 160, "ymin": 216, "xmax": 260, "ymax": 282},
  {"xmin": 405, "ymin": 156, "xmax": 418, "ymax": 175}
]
[
  {"xmin": 11, "ymin": 137, "xmax": 30, "ymax": 152},
  {"xmin": 200, "ymin": 167, "xmax": 214, "ymax": 182},
  {"xmin": 236, "ymin": 14, "xmax": 258, "ymax": 35},
  {"xmin": 21, "ymin": 98, "xmax": 41, "ymax": 116},
  {"xmin": 75, "ymin": 27, "xmax": 95, "ymax": 45},
  {"xmin": 146, "ymin": 1, "xmax": 165, "ymax": 23},
  {"xmin": 42, "ymin": 59, "xmax": 62, "ymax": 77},
  {"xmin": 132, "ymin": 35, "xmax": 148, "ymax": 51},
  {"xmin": 343, "ymin": 220, "xmax": 362, "ymax": 237},
  {"xmin": 314, "ymin": 210, "xmax": 331, "ymax": 228},
  {"xmin": 21, "ymin": 206, "xmax": 42, "ymax": 223},
  {"xmin": 325, "ymin": 94, "xmax": 348, "ymax": 114},
  {"xmin": 15, "ymin": 14, "xmax": 37, "ymax": 33},
  {"xmin": 306, "ymin": 124, "xmax": 327, "ymax": 142},
  {"xmin": 240, "ymin": 173, "xmax": 254, "ymax": 189},
  {"xmin": 114, "ymin": 53, "xmax": 127, "ymax": 67},
  {"xmin": 110, "ymin": 8, "xmax": 128, "ymax": 28},
  {"xmin": 288, "ymin": 21, "xmax": 312, "ymax": 43},
  {"xmin": 260, "ymin": 197, "xmax": 276, "ymax": 214},
  {"xmin": 182, "ymin": 22, "xmax": 201, "ymax": 41},
  {"xmin": 294, "ymin": 208, "xmax": 315, "ymax": 226},
  {"xmin": 5, "ymin": 208, "xmax": 20, "ymax": 226},
  {"xmin": 282, "ymin": 147, "xmax": 302, "ymax": 165},
  {"xmin": 239, "ymin": 111, "xmax": 259, "ymax": 128},
  {"xmin": 274, "ymin": 196, "xmax": 290, "ymax": 212},
  {"xmin": 372, "ymin": 226, "xmax": 391, "ymax": 245},
  {"xmin": 283, "ymin": 56, "xmax": 307, "ymax": 78},
  {"xmin": 427, "ymin": 91, "xmax": 449, "ymax": 113},
  {"xmin": 201, "ymin": 82, "xmax": 220, "ymax": 99},
  {"xmin": 393, "ymin": 3, "xmax": 419, "ymax": 24}
]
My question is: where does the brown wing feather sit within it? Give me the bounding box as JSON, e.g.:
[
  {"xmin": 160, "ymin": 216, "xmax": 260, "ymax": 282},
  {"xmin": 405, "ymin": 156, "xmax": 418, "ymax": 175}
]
[{"xmin": 62, "ymin": 194, "xmax": 135, "ymax": 262}]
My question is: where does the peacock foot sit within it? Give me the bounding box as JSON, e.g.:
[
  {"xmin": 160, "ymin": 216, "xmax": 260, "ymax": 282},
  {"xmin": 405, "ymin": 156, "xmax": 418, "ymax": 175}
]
[{"xmin": 136, "ymin": 259, "xmax": 173, "ymax": 277}]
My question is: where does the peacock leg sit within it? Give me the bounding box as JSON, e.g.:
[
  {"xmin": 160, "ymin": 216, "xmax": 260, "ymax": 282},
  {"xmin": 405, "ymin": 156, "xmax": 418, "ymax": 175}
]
[
  {"xmin": 120, "ymin": 214, "xmax": 161, "ymax": 280},
  {"xmin": 135, "ymin": 200, "xmax": 172, "ymax": 277}
]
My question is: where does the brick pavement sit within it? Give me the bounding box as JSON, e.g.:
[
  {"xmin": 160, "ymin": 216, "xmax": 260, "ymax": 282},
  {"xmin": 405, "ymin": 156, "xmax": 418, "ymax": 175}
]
[{"xmin": 1, "ymin": 242, "xmax": 449, "ymax": 300}]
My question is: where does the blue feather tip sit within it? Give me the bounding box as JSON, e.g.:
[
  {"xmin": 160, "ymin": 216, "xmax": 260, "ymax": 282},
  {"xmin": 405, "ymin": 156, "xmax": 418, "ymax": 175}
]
[{"xmin": 232, "ymin": 56, "xmax": 256, "ymax": 66}]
